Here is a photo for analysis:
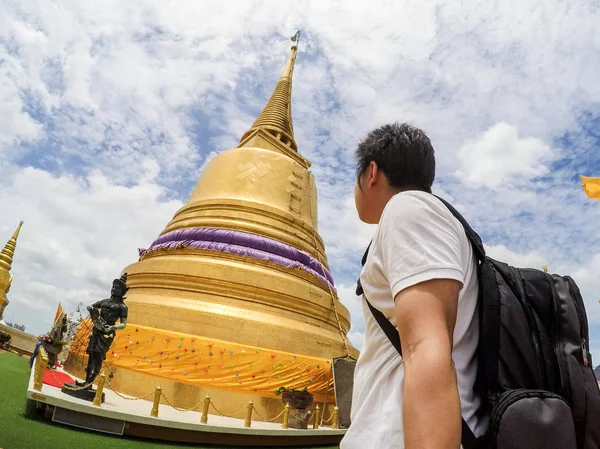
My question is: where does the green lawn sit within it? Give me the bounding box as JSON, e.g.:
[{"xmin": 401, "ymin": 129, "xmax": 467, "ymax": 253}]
[{"xmin": 0, "ymin": 352, "xmax": 338, "ymax": 449}]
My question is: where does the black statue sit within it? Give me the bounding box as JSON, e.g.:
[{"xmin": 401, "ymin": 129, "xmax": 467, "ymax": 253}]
[{"xmin": 76, "ymin": 273, "xmax": 129, "ymax": 388}]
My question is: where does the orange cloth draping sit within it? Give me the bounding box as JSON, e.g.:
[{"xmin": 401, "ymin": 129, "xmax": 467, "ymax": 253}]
[
  {"xmin": 580, "ymin": 176, "xmax": 600, "ymax": 200},
  {"xmin": 68, "ymin": 320, "xmax": 334, "ymax": 402}
]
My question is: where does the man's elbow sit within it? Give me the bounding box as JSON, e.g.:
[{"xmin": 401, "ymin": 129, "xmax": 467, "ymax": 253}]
[{"xmin": 403, "ymin": 338, "xmax": 456, "ymax": 382}]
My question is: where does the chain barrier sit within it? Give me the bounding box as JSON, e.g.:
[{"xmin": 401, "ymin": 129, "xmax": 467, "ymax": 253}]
[
  {"xmin": 322, "ymin": 410, "xmax": 334, "ymax": 424},
  {"xmin": 161, "ymin": 392, "xmax": 205, "ymax": 412},
  {"xmin": 210, "ymin": 401, "xmax": 248, "ymax": 418},
  {"xmin": 107, "ymin": 386, "xmax": 155, "ymax": 401},
  {"xmin": 156, "ymin": 381, "xmax": 191, "ymax": 405},
  {"xmin": 47, "ymin": 369, "xmax": 95, "ymax": 391},
  {"xmin": 251, "ymin": 405, "xmax": 286, "ymax": 422}
]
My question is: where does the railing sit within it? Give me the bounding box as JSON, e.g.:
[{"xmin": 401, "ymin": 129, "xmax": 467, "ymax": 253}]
[
  {"xmin": 33, "ymin": 346, "xmax": 49, "ymax": 391},
  {"xmin": 38, "ymin": 362, "xmax": 340, "ymax": 429},
  {"xmin": 145, "ymin": 385, "xmax": 340, "ymax": 429}
]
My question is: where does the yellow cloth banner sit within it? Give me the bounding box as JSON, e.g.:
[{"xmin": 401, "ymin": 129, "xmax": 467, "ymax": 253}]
[
  {"xmin": 580, "ymin": 176, "xmax": 600, "ymax": 200},
  {"xmin": 69, "ymin": 320, "xmax": 334, "ymax": 403}
]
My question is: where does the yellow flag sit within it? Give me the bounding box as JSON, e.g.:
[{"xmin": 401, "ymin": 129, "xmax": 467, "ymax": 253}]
[
  {"xmin": 580, "ymin": 176, "xmax": 600, "ymax": 200},
  {"xmin": 53, "ymin": 302, "xmax": 63, "ymax": 324}
]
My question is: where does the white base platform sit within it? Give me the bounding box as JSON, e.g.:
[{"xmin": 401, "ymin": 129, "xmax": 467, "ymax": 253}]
[{"xmin": 26, "ymin": 367, "xmax": 345, "ymax": 447}]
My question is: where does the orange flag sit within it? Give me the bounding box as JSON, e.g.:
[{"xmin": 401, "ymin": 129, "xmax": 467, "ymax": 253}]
[
  {"xmin": 53, "ymin": 302, "xmax": 63, "ymax": 324},
  {"xmin": 580, "ymin": 176, "xmax": 600, "ymax": 200}
]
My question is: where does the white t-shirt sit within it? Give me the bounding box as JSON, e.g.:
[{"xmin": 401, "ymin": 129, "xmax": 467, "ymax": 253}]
[{"xmin": 340, "ymin": 191, "xmax": 487, "ymax": 449}]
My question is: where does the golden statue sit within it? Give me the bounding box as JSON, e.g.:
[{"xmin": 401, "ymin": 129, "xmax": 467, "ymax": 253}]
[
  {"xmin": 66, "ymin": 35, "xmax": 357, "ymax": 418},
  {"xmin": 0, "ymin": 221, "xmax": 23, "ymax": 322}
]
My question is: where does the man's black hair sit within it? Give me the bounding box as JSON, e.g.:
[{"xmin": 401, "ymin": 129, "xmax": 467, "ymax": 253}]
[{"xmin": 355, "ymin": 122, "xmax": 435, "ymax": 193}]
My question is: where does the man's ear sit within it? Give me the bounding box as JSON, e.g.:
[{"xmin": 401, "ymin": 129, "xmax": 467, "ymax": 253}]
[{"xmin": 367, "ymin": 161, "xmax": 380, "ymax": 188}]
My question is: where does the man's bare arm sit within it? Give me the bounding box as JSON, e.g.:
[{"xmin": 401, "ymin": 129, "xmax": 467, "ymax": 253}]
[{"xmin": 395, "ymin": 278, "xmax": 462, "ymax": 449}]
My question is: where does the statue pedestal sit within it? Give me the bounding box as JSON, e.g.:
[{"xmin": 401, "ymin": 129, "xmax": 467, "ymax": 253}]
[
  {"xmin": 61, "ymin": 383, "xmax": 105, "ymax": 403},
  {"xmin": 282, "ymin": 392, "xmax": 314, "ymax": 429},
  {"xmin": 41, "ymin": 341, "xmax": 64, "ymax": 368},
  {"xmin": 288, "ymin": 408, "xmax": 313, "ymax": 429}
]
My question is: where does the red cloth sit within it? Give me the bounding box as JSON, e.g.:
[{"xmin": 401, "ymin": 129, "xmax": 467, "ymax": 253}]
[{"xmin": 42, "ymin": 369, "xmax": 75, "ymax": 388}]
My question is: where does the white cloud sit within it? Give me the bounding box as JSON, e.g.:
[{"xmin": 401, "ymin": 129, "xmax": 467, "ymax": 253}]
[
  {"xmin": 485, "ymin": 244, "xmax": 547, "ymax": 269},
  {"xmin": 0, "ymin": 165, "xmax": 182, "ymax": 333},
  {"xmin": 566, "ymin": 254, "xmax": 600, "ymax": 324},
  {"xmin": 0, "ymin": 70, "xmax": 43, "ymax": 151},
  {"xmin": 3, "ymin": 0, "xmax": 598, "ymax": 182},
  {"xmin": 455, "ymin": 122, "xmax": 553, "ymax": 189},
  {"xmin": 319, "ymin": 196, "xmax": 376, "ymax": 261},
  {"xmin": 337, "ymin": 283, "xmax": 365, "ymax": 350}
]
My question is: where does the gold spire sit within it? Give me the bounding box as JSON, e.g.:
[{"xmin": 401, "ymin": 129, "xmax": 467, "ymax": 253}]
[
  {"xmin": 240, "ymin": 34, "xmax": 299, "ymax": 151},
  {"xmin": 0, "ymin": 221, "xmax": 23, "ymax": 273}
]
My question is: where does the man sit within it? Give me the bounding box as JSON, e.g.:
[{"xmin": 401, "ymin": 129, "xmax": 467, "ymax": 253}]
[
  {"xmin": 76, "ymin": 273, "xmax": 128, "ymax": 388},
  {"xmin": 340, "ymin": 123, "xmax": 487, "ymax": 449},
  {"xmin": 29, "ymin": 335, "xmax": 45, "ymax": 367}
]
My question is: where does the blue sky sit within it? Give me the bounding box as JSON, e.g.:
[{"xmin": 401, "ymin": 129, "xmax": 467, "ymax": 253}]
[{"xmin": 1, "ymin": 0, "xmax": 600, "ymax": 359}]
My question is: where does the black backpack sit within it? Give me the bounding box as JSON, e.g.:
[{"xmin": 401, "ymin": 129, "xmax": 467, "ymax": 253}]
[{"xmin": 356, "ymin": 195, "xmax": 600, "ymax": 449}]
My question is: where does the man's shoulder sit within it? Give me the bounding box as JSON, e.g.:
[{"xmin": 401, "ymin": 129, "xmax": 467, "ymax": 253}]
[{"xmin": 383, "ymin": 191, "xmax": 455, "ymax": 225}]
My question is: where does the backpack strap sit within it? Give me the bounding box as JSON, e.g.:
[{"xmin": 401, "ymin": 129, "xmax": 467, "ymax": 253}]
[
  {"xmin": 365, "ymin": 295, "xmax": 402, "ymax": 354},
  {"xmin": 433, "ymin": 195, "xmax": 486, "ymax": 263}
]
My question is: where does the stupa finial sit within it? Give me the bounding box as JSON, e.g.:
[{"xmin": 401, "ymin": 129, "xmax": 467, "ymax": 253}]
[
  {"xmin": 0, "ymin": 221, "xmax": 24, "ymax": 273},
  {"xmin": 240, "ymin": 32, "xmax": 300, "ymax": 151}
]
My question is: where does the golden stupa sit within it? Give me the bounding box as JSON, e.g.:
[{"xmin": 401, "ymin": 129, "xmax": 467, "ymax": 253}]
[
  {"xmin": 0, "ymin": 221, "xmax": 24, "ymax": 322},
  {"xmin": 66, "ymin": 38, "xmax": 357, "ymax": 418}
]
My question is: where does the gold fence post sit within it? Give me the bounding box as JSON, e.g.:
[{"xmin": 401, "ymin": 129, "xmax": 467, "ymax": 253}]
[
  {"xmin": 244, "ymin": 400, "xmax": 253, "ymax": 428},
  {"xmin": 332, "ymin": 406, "xmax": 339, "ymax": 429},
  {"xmin": 201, "ymin": 394, "xmax": 210, "ymax": 424},
  {"xmin": 93, "ymin": 374, "xmax": 106, "ymax": 407},
  {"xmin": 282, "ymin": 403, "xmax": 290, "ymax": 429},
  {"xmin": 33, "ymin": 347, "xmax": 49, "ymax": 392},
  {"xmin": 313, "ymin": 404, "xmax": 321, "ymax": 429},
  {"xmin": 151, "ymin": 386, "xmax": 162, "ymax": 417}
]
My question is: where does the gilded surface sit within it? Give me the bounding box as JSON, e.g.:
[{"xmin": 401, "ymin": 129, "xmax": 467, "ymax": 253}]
[
  {"xmin": 164, "ymin": 147, "xmax": 323, "ymax": 261},
  {"xmin": 240, "ymin": 45, "xmax": 298, "ymax": 151},
  {"xmin": 123, "ymin": 249, "xmax": 352, "ymax": 356},
  {"xmin": 66, "ymin": 43, "xmax": 358, "ymax": 413},
  {"xmin": 0, "ymin": 221, "xmax": 23, "ymax": 321}
]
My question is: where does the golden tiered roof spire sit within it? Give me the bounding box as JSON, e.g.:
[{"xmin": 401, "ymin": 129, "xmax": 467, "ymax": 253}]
[
  {"xmin": 0, "ymin": 221, "xmax": 23, "ymax": 320},
  {"xmin": 240, "ymin": 32, "xmax": 300, "ymax": 151},
  {"xmin": 0, "ymin": 221, "xmax": 24, "ymax": 273}
]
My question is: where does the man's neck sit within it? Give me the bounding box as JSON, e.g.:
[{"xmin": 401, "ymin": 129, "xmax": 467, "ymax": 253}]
[
  {"xmin": 375, "ymin": 187, "xmax": 429, "ymax": 223},
  {"xmin": 372, "ymin": 186, "xmax": 402, "ymax": 223}
]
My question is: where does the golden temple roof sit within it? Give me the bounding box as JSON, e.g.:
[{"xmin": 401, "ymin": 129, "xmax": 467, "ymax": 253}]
[
  {"xmin": 240, "ymin": 43, "xmax": 298, "ymax": 151},
  {"xmin": 0, "ymin": 221, "xmax": 23, "ymax": 274}
]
